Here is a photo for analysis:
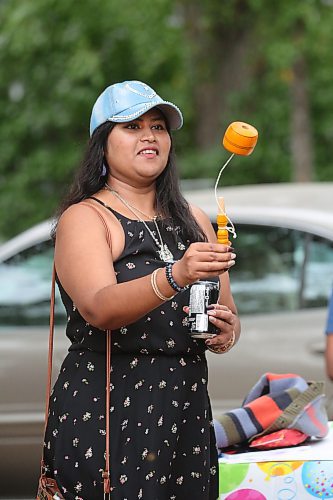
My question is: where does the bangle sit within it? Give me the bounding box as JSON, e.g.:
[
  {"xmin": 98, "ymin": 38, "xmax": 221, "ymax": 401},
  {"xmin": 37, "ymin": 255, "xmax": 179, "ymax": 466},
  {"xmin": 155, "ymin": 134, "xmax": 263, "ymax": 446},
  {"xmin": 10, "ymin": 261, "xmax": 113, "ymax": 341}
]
[
  {"xmin": 151, "ymin": 268, "xmax": 174, "ymax": 301},
  {"xmin": 207, "ymin": 330, "xmax": 236, "ymax": 354},
  {"xmin": 165, "ymin": 263, "xmax": 188, "ymax": 293}
]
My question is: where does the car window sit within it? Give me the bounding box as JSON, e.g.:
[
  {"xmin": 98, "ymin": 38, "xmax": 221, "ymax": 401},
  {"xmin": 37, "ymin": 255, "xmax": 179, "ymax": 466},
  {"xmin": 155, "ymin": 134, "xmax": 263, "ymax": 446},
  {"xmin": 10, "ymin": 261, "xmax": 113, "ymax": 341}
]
[
  {"xmin": 1, "ymin": 225, "xmax": 332, "ymax": 322},
  {"xmin": 224, "ymin": 224, "xmax": 333, "ymax": 314},
  {"xmin": 0, "ymin": 240, "xmax": 66, "ymax": 325},
  {"xmin": 302, "ymin": 235, "xmax": 333, "ymax": 308}
]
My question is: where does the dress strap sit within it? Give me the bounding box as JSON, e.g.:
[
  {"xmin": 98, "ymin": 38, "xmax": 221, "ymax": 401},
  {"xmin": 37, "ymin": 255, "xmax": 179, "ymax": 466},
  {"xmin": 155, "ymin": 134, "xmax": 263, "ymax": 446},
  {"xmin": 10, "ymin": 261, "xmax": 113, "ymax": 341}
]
[{"xmin": 89, "ymin": 196, "xmax": 115, "ymax": 214}]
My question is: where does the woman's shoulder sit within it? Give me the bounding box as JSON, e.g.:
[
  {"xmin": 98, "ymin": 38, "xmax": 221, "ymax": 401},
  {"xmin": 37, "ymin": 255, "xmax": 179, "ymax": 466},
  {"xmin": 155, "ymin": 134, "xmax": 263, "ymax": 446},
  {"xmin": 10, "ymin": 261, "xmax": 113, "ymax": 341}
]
[
  {"xmin": 56, "ymin": 199, "xmax": 124, "ymax": 252},
  {"xmin": 56, "ymin": 199, "xmax": 111, "ymax": 236},
  {"xmin": 59, "ymin": 200, "xmax": 100, "ymax": 223},
  {"xmin": 59, "ymin": 198, "xmax": 119, "ymax": 224}
]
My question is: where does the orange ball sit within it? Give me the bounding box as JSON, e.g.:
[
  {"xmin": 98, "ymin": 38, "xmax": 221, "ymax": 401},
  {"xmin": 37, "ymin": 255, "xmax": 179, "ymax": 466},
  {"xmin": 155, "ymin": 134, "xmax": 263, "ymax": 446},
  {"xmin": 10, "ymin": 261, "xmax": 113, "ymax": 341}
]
[{"xmin": 222, "ymin": 121, "xmax": 258, "ymax": 156}]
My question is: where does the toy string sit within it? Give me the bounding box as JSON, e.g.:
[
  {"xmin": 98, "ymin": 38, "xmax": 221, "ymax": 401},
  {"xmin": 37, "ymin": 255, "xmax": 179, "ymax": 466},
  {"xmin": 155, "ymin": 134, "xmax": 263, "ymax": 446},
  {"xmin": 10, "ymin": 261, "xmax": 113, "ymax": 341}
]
[{"xmin": 214, "ymin": 153, "xmax": 237, "ymax": 239}]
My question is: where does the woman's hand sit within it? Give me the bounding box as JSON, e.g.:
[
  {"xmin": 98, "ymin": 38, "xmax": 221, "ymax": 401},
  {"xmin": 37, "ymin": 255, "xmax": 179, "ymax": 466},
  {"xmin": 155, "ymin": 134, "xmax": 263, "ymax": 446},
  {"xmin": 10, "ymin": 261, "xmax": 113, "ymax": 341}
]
[
  {"xmin": 172, "ymin": 242, "xmax": 236, "ymax": 288},
  {"xmin": 183, "ymin": 303, "xmax": 236, "ymax": 353}
]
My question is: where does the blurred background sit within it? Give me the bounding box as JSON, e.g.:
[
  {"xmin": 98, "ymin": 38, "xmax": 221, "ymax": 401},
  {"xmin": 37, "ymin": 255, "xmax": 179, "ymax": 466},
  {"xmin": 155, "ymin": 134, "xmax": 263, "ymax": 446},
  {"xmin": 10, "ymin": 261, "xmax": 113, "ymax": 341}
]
[{"xmin": 1, "ymin": 0, "xmax": 333, "ymax": 240}]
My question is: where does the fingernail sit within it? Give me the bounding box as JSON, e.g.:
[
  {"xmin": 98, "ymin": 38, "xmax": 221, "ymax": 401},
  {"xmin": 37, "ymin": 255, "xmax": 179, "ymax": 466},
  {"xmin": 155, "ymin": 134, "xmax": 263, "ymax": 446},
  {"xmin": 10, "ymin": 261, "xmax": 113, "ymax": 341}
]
[
  {"xmin": 228, "ymin": 247, "xmax": 235, "ymax": 252},
  {"xmin": 230, "ymin": 253, "xmax": 236, "ymax": 259},
  {"xmin": 209, "ymin": 316, "xmax": 216, "ymax": 322},
  {"xmin": 207, "ymin": 310, "xmax": 216, "ymax": 315},
  {"xmin": 228, "ymin": 260, "xmax": 235, "ymax": 267}
]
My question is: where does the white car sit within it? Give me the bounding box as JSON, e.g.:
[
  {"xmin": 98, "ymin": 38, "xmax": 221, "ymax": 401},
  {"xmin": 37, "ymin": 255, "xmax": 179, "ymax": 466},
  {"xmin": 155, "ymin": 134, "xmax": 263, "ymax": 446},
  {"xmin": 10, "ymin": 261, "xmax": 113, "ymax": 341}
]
[{"xmin": 1, "ymin": 182, "xmax": 333, "ymax": 497}]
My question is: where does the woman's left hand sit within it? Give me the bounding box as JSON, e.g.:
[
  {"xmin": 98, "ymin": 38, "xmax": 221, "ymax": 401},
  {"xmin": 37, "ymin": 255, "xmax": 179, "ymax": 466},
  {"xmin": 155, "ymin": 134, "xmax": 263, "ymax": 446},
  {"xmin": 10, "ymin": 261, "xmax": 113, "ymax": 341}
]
[{"xmin": 183, "ymin": 303, "xmax": 236, "ymax": 351}]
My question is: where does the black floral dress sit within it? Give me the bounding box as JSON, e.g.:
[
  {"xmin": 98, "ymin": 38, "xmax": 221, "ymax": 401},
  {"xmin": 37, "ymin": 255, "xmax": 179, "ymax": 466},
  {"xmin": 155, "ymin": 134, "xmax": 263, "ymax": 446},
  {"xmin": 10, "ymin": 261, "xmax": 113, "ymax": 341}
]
[{"xmin": 43, "ymin": 205, "xmax": 219, "ymax": 500}]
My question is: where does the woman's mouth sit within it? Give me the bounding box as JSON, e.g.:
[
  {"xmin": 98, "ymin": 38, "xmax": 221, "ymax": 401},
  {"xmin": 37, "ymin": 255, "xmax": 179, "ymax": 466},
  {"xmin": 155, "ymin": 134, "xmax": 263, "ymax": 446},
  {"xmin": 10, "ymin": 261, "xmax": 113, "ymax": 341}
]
[{"xmin": 138, "ymin": 149, "xmax": 158, "ymax": 157}]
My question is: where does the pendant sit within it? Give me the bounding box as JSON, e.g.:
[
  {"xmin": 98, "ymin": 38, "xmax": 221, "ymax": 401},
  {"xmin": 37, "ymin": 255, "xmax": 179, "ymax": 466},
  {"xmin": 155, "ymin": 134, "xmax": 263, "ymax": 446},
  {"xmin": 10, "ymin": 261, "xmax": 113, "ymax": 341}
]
[{"xmin": 158, "ymin": 244, "xmax": 174, "ymax": 263}]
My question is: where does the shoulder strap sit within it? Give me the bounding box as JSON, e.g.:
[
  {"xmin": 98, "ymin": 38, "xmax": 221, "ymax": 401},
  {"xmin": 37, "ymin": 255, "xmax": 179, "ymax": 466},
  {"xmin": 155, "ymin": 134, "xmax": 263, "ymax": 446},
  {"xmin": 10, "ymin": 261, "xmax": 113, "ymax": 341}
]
[
  {"xmin": 42, "ymin": 202, "xmax": 112, "ymax": 495},
  {"xmin": 76, "ymin": 200, "xmax": 112, "ymax": 495},
  {"xmin": 39, "ymin": 264, "xmax": 57, "ymax": 477},
  {"xmin": 43, "ymin": 263, "xmax": 56, "ymax": 436}
]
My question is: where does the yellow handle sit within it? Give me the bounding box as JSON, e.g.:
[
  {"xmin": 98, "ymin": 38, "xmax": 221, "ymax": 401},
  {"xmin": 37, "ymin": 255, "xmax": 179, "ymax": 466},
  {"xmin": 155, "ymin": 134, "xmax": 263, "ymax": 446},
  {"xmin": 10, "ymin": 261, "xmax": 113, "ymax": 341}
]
[{"xmin": 216, "ymin": 213, "xmax": 230, "ymax": 245}]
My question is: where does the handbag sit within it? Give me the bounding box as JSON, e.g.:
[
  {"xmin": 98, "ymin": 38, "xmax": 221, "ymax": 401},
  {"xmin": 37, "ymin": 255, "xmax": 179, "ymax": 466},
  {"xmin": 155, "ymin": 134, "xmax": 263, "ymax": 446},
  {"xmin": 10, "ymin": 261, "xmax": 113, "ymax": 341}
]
[{"xmin": 37, "ymin": 202, "xmax": 112, "ymax": 499}]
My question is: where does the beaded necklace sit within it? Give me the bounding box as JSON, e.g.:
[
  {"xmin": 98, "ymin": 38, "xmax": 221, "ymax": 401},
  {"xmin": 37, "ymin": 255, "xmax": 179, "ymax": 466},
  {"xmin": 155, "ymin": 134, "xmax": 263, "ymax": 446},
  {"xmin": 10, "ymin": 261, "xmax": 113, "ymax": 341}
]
[{"xmin": 104, "ymin": 183, "xmax": 174, "ymax": 263}]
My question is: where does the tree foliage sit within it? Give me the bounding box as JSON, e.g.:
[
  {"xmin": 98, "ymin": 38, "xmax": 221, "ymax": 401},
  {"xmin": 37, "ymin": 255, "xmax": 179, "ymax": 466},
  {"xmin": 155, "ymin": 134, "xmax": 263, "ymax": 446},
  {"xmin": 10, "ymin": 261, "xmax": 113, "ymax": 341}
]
[
  {"xmin": 1, "ymin": 0, "xmax": 333, "ymax": 238},
  {"xmin": 0, "ymin": 0, "xmax": 185, "ymax": 236}
]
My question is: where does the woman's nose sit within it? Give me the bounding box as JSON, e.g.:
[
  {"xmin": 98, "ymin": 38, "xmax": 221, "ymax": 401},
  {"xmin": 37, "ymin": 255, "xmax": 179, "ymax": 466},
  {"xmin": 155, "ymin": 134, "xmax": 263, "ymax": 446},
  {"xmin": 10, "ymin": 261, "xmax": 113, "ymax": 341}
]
[{"xmin": 140, "ymin": 127, "xmax": 156, "ymax": 142}]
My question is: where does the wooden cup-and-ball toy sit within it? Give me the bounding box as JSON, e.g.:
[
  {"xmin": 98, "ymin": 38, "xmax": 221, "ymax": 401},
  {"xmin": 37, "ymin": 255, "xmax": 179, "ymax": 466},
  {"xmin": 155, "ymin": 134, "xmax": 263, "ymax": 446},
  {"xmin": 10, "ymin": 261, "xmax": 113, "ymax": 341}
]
[
  {"xmin": 217, "ymin": 121, "xmax": 259, "ymax": 246},
  {"xmin": 222, "ymin": 121, "xmax": 258, "ymax": 156}
]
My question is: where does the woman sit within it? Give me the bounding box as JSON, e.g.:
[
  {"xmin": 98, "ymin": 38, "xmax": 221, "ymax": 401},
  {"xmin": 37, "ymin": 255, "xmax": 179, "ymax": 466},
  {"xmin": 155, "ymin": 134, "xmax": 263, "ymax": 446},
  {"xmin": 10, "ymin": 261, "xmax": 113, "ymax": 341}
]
[{"xmin": 43, "ymin": 80, "xmax": 240, "ymax": 499}]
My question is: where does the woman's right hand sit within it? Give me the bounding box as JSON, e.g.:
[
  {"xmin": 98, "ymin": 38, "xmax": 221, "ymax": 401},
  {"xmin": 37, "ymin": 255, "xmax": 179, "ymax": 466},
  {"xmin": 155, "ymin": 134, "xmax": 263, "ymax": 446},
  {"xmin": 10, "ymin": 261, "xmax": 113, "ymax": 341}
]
[{"xmin": 172, "ymin": 242, "xmax": 236, "ymax": 288}]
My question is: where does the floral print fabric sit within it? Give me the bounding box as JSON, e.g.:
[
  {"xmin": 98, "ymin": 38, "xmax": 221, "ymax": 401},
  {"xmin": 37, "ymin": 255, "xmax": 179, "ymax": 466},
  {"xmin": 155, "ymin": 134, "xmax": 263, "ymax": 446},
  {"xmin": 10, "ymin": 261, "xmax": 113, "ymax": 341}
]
[{"xmin": 43, "ymin": 207, "xmax": 218, "ymax": 499}]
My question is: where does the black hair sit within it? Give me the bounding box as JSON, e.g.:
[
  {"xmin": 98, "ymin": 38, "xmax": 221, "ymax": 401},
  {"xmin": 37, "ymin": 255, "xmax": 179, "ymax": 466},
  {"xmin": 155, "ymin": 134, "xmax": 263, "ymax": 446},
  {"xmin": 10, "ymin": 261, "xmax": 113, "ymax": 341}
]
[{"xmin": 51, "ymin": 121, "xmax": 207, "ymax": 244}]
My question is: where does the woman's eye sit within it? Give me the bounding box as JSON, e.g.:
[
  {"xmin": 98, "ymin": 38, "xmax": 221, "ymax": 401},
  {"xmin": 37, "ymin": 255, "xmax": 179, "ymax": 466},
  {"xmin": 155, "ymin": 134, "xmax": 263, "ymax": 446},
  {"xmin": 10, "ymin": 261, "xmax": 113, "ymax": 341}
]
[
  {"xmin": 152, "ymin": 124, "xmax": 165, "ymax": 130},
  {"xmin": 125, "ymin": 123, "xmax": 139, "ymax": 129}
]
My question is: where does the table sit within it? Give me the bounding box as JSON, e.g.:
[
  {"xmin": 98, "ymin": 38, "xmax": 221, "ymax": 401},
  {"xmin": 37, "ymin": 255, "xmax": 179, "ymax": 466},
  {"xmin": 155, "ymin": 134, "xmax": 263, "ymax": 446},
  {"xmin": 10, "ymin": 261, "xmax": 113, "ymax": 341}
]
[{"xmin": 218, "ymin": 422, "xmax": 333, "ymax": 499}]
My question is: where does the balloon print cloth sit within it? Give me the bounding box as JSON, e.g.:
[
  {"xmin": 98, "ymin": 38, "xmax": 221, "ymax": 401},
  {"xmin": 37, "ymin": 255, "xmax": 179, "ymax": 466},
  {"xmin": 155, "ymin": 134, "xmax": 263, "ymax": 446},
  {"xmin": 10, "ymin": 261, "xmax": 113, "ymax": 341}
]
[{"xmin": 218, "ymin": 422, "xmax": 333, "ymax": 499}]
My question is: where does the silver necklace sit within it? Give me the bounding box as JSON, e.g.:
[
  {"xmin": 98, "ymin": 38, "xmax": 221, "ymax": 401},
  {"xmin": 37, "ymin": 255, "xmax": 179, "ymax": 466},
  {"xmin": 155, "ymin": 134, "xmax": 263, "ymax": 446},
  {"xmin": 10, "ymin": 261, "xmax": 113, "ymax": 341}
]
[{"xmin": 104, "ymin": 183, "xmax": 174, "ymax": 263}]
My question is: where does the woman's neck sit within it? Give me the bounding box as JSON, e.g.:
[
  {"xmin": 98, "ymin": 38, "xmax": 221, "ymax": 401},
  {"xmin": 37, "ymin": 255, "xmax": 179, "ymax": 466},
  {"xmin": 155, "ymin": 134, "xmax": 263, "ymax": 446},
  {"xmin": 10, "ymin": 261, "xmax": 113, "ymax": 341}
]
[
  {"xmin": 98, "ymin": 178, "xmax": 158, "ymax": 219},
  {"xmin": 107, "ymin": 178, "xmax": 156, "ymax": 209}
]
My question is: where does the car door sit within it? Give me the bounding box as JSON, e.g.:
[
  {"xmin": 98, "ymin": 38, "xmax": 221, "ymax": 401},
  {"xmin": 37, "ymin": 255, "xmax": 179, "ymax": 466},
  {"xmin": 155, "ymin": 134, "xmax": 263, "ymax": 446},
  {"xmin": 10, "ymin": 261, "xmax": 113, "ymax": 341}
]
[
  {"xmin": 207, "ymin": 223, "xmax": 333, "ymax": 419},
  {"xmin": 0, "ymin": 239, "xmax": 70, "ymax": 496}
]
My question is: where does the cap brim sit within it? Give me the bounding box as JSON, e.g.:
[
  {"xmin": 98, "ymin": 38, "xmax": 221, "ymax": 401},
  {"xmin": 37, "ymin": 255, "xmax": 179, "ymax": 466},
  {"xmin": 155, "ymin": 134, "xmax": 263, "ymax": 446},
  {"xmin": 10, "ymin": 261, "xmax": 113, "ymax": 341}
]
[{"xmin": 108, "ymin": 100, "xmax": 183, "ymax": 130}]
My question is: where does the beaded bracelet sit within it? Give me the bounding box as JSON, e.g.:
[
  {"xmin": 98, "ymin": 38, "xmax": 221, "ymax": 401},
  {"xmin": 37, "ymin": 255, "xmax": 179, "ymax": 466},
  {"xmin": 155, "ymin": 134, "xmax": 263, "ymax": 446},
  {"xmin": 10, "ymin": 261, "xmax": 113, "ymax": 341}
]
[
  {"xmin": 206, "ymin": 330, "xmax": 236, "ymax": 354},
  {"xmin": 165, "ymin": 263, "xmax": 188, "ymax": 293},
  {"xmin": 151, "ymin": 268, "xmax": 174, "ymax": 301}
]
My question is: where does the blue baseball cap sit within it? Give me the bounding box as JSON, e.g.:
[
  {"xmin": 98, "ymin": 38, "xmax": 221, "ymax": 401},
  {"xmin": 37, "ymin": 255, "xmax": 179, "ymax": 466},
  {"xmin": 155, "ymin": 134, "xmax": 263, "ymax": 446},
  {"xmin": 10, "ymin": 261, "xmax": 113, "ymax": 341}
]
[{"xmin": 89, "ymin": 80, "xmax": 183, "ymax": 136}]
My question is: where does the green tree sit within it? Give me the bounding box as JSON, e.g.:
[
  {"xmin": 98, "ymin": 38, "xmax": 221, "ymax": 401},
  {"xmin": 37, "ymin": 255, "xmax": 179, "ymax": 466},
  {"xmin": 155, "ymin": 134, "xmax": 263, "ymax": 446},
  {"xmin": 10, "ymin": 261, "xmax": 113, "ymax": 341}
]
[
  {"xmin": 0, "ymin": 0, "xmax": 185, "ymax": 237},
  {"xmin": 1, "ymin": 0, "xmax": 333, "ymax": 239},
  {"xmin": 178, "ymin": 0, "xmax": 333, "ymax": 184}
]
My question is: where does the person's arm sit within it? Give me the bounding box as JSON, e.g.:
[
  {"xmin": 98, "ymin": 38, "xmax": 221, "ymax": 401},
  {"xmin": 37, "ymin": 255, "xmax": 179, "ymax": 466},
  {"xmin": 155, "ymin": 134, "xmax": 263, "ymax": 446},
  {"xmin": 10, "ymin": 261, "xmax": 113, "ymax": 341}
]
[
  {"xmin": 325, "ymin": 290, "xmax": 333, "ymax": 380},
  {"xmin": 55, "ymin": 203, "xmax": 236, "ymax": 331},
  {"xmin": 182, "ymin": 204, "xmax": 241, "ymax": 350}
]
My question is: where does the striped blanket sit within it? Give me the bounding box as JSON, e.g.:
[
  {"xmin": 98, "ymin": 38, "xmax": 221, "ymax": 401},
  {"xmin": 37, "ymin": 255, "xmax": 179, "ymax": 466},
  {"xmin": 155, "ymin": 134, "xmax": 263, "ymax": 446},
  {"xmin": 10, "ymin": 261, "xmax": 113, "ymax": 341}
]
[{"xmin": 214, "ymin": 372, "xmax": 328, "ymax": 449}]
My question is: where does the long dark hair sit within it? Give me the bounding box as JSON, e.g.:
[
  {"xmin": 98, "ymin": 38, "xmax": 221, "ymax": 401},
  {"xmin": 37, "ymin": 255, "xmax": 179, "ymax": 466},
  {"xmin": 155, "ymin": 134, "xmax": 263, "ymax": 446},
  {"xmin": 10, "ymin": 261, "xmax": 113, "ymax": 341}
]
[{"xmin": 52, "ymin": 121, "xmax": 207, "ymax": 243}]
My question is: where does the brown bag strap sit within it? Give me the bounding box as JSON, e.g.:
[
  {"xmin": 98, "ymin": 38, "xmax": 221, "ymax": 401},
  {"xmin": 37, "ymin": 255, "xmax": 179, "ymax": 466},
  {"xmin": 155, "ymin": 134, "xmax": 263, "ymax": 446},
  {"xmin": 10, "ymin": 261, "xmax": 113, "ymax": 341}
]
[
  {"xmin": 42, "ymin": 200, "xmax": 113, "ymax": 495},
  {"xmin": 42, "ymin": 264, "xmax": 57, "ymax": 437},
  {"xmin": 39, "ymin": 264, "xmax": 57, "ymax": 477},
  {"xmin": 81, "ymin": 200, "xmax": 112, "ymax": 496}
]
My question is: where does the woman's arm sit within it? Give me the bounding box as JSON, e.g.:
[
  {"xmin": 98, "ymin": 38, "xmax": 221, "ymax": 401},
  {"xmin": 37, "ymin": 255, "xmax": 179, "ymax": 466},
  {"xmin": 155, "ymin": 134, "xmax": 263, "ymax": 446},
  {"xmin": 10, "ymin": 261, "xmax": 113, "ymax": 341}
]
[{"xmin": 55, "ymin": 203, "xmax": 235, "ymax": 331}]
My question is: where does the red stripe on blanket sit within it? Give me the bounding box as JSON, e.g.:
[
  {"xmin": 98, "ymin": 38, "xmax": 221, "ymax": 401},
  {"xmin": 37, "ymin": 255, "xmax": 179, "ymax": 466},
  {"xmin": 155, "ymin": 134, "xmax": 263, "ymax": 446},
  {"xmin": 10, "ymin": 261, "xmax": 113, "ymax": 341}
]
[
  {"xmin": 245, "ymin": 395, "xmax": 282, "ymax": 428},
  {"xmin": 267, "ymin": 373, "xmax": 299, "ymax": 381}
]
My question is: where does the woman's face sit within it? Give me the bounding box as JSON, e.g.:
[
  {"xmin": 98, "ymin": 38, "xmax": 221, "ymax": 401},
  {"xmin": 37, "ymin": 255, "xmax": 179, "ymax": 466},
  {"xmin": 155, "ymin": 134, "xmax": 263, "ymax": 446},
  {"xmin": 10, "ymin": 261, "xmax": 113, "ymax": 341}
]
[{"xmin": 104, "ymin": 108, "xmax": 171, "ymax": 187}]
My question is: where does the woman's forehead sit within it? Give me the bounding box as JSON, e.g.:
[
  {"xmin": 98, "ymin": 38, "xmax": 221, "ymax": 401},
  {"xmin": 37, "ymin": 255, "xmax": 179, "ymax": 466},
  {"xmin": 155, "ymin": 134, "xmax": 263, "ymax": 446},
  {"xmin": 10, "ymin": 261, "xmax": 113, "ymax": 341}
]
[{"xmin": 128, "ymin": 108, "xmax": 167, "ymax": 123}]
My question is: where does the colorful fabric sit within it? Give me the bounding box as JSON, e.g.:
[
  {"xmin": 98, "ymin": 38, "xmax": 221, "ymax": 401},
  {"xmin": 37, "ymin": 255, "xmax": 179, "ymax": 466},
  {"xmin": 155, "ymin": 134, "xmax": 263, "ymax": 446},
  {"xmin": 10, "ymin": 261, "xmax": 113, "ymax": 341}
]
[
  {"xmin": 214, "ymin": 373, "xmax": 328, "ymax": 449},
  {"xmin": 249, "ymin": 428, "xmax": 308, "ymax": 450}
]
